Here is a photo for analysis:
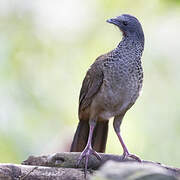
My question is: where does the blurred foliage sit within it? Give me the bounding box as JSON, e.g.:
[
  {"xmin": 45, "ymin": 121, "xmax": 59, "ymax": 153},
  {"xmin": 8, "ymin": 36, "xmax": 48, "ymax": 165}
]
[{"xmin": 0, "ymin": 0, "xmax": 180, "ymax": 167}]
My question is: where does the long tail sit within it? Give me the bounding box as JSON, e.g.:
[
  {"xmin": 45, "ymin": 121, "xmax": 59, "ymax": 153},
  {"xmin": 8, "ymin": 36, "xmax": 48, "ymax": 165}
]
[{"xmin": 70, "ymin": 119, "xmax": 109, "ymax": 153}]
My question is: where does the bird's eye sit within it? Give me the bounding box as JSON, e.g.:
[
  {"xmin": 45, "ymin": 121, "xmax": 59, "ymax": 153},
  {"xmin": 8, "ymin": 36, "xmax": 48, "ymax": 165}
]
[{"xmin": 122, "ymin": 21, "xmax": 128, "ymax": 26}]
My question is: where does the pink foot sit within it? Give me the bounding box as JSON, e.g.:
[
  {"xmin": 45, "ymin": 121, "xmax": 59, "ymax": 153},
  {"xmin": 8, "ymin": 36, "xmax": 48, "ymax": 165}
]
[
  {"xmin": 77, "ymin": 147, "xmax": 101, "ymax": 178},
  {"xmin": 122, "ymin": 151, "xmax": 141, "ymax": 162}
]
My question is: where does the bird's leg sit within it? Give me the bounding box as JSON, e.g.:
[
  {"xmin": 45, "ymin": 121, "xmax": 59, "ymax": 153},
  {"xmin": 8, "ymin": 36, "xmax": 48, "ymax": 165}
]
[
  {"xmin": 113, "ymin": 114, "xmax": 141, "ymax": 162},
  {"xmin": 77, "ymin": 118, "xmax": 101, "ymax": 178}
]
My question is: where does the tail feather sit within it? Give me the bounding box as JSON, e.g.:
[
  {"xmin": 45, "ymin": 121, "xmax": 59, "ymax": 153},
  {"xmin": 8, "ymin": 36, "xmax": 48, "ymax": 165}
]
[
  {"xmin": 70, "ymin": 119, "xmax": 109, "ymax": 153},
  {"xmin": 92, "ymin": 120, "xmax": 109, "ymax": 153},
  {"xmin": 70, "ymin": 120, "xmax": 89, "ymax": 152}
]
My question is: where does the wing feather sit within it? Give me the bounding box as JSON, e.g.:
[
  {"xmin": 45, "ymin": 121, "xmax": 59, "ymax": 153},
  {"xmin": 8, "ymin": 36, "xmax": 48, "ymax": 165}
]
[{"xmin": 79, "ymin": 57, "xmax": 105, "ymax": 112}]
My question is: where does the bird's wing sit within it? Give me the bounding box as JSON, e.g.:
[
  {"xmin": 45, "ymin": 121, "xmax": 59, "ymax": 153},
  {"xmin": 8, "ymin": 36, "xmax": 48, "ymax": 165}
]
[{"xmin": 79, "ymin": 56, "xmax": 105, "ymax": 112}]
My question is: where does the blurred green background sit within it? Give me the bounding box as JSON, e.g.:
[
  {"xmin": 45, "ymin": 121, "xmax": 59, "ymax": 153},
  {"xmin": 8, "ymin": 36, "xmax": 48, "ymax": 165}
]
[{"xmin": 0, "ymin": 0, "xmax": 180, "ymax": 167}]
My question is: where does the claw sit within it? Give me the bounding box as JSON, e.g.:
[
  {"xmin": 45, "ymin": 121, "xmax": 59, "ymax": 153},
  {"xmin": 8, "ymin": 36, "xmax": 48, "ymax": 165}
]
[
  {"xmin": 128, "ymin": 154, "xmax": 141, "ymax": 162},
  {"xmin": 122, "ymin": 151, "xmax": 141, "ymax": 162},
  {"xmin": 92, "ymin": 149, "xmax": 102, "ymax": 161},
  {"xmin": 77, "ymin": 147, "xmax": 101, "ymax": 178}
]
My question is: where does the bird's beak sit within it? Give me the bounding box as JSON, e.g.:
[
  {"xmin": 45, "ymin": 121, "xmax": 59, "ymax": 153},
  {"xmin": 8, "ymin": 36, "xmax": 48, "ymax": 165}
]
[{"xmin": 106, "ymin": 17, "xmax": 120, "ymax": 26}]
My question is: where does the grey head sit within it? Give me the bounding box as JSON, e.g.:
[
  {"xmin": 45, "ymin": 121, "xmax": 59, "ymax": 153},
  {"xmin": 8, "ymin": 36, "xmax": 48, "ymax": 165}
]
[{"xmin": 107, "ymin": 14, "xmax": 144, "ymax": 45}]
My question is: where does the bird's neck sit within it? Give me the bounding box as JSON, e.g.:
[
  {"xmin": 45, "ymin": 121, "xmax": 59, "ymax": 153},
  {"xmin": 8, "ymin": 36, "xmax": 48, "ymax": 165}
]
[{"xmin": 116, "ymin": 36, "xmax": 144, "ymax": 57}]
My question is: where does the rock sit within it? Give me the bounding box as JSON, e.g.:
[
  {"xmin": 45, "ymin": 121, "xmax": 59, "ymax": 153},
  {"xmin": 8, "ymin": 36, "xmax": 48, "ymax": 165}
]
[{"xmin": 91, "ymin": 161, "xmax": 180, "ymax": 180}]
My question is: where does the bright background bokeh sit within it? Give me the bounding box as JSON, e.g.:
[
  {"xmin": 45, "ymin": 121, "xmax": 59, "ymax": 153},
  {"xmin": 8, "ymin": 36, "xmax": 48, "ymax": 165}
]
[{"xmin": 0, "ymin": 0, "xmax": 180, "ymax": 167}]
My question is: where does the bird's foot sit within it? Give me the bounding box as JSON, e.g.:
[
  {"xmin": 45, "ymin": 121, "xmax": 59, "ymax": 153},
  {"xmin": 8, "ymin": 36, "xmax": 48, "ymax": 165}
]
[
  {"xmin": 77, "ymin": 147, "xmax": 101, "ymax": 178},
  {"xmin": 122, "ymin": 151, "xmax": 141, "ymax": 162}
]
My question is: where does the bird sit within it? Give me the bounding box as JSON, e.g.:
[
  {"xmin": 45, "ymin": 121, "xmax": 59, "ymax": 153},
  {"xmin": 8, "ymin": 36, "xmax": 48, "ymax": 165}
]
[{"xmin": 70, "ymin": 14, "xmax": 145, "ymax": 177}]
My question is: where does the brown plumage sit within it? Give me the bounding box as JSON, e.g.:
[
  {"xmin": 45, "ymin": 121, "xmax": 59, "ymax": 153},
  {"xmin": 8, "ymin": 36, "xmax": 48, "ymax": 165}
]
[{"xmin": 70, "ymin": 54, "xmax": 109, "ymax": 153}]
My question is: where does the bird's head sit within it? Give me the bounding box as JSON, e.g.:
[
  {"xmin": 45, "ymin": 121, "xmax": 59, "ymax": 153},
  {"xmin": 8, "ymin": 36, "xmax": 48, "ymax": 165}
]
[{"xmin": 107, "ymin": 14, "xmax": 144, "ymax": 43}]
